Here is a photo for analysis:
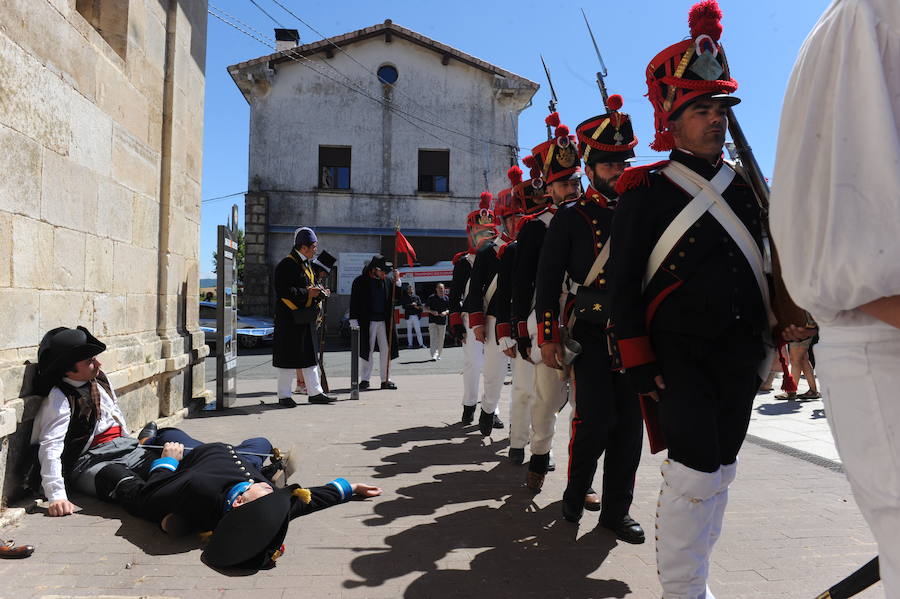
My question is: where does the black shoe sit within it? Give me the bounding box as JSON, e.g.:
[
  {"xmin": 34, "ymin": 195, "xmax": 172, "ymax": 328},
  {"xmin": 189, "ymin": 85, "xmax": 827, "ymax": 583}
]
[
  {"xmin": 584, "ymin": 489, "xmax": 602, "ymax": 512},
  {"xmin": 461, "ymin": 405, "xmax": 476, "ymax": 424},
  {"xmin": 380, "ymin": 380, "xmax": 397, "ymax": 390},
  {"xmin": 278, "ymin": 396, "xmax": 299, "ymax": 408},
  {"xmin": 137, "ymin": 421, "xmax": 158, "ymax": 445},
  {"xmin": 359, "ymin": 380, "xmax": 370, "ymax": 390},
  {"xmin": 547, "ymin": 453, "xmax": 556, "ymax": 472},
  {"xmin": 478, "ymin": 409, "xmax": 494, "ymax": 436},
  {"xmin": 508, "ymin": 447, "xmax": 525, "ymax": 465},
  {"xmin": 308, "ymin": 393, "xmax": 337, "ymax": 404},
  {"xmin": 601, "ymin": 515, "xmax": 645, "ymax": 544},
  {"xmin": 492, "ymin": 414, "xmax": 504, "ymax": 429}
]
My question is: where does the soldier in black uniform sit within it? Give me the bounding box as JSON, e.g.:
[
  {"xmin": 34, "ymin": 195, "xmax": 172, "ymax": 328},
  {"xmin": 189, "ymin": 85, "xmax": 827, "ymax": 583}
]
[
  {"xmin": 608, "ymin": 2, "xmax": 771, "ymax": 595},
  {"xmin": 108, "ymin": 428, "xmax": 381, "ymax": 570},
  {"xmin": 463, "ymin": 185, "xmax": 520, "ymax": 436},
  {"xmin": 511, "ymin": 114, "xmax": 582, "ymax": 493},
  {"xmin": 534, "ymin": 96, "xmax": 644, "ymax": 543},
  {"xmin": 272, "ymin": 228, "xmax": 336, "ymax": 406},
  {"xmin": 448, "ymin": 194, "xmax": 499, "ymax": 424}
]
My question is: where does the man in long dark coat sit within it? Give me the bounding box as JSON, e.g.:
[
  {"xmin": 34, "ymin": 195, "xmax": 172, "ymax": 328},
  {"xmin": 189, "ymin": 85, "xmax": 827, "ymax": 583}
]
[
  {"xmin": 273, "ymin": 227, "xmax": 336, "ymax": 406},
  {"xmin": 349, "ymin": 255, "xmax": 400, "ymax": 390}
]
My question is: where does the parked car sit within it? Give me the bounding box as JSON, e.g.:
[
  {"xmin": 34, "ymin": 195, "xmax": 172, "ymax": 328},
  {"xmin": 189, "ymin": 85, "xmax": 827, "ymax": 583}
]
[{"xmin": 199, "ymin": 301, "xmax": 275, "ymax": 349}]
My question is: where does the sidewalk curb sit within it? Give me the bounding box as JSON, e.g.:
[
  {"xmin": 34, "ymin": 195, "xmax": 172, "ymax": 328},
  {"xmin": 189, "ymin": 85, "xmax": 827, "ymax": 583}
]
[{"xmin": 745, "ymin": 433, "xmax": 844, "ymax": 473}]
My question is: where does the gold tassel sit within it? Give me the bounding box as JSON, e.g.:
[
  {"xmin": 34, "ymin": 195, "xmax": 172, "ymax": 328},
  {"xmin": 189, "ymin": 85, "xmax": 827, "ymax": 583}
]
[
  {"xmin": 292, "ymin": 487, "xmax": 312, "ymax": 504},
  {"xmin": 198, "ymin": 531, "xmax": 213, "ymax": 543}
]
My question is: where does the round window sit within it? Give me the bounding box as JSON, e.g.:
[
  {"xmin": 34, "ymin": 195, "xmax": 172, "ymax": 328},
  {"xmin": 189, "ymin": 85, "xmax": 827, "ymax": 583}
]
[{"xmin": 377, "ymin": 64, "xmax": 399, "ymax": 85}]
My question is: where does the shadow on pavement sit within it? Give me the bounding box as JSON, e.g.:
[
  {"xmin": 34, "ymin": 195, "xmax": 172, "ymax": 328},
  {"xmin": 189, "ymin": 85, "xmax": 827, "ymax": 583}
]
[
  {"xmin": 345, "ymin": 479, "xmax": 628, "ymax": 598},
  {"xmin": 362, "ymin": 425, "xmax": 475, "ymax": 451},
  {"xmin": 372, "ymin": 434, "xmax": 509, "ymax": 479},
  {"xmin": 756, "ymin": 400, "xmax": 804, "ymax": 416}
]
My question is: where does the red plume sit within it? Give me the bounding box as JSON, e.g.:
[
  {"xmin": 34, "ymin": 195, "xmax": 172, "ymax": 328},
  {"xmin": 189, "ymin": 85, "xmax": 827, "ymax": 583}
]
[
  {"xmin": 479, "ymin": 191, "xmax": 493, "ymax": 210},
  {"xmin": 689, "ymin": 0, "xmax": 723, "ymax": 41},
  {"xmin": 555, "ymin": 124, "xmax": 570, "ymax": 138},
  {"xmin": 545, "ymin": 112, "xmax": 560, "ymax": 127},
  {"xmin": 522, "ymin": 155, "xmax": 536, "ymax": 168},
  {"xmin": 606, "ymin": 94, "xmax": 623, "ymax": 111},
  {"xmin": 507, "ymin": 165, "xmax": 523, "ymax": 185}
]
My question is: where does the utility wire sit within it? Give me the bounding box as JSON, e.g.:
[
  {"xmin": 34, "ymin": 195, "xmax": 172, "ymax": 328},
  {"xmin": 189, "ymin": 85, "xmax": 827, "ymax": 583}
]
[
  {"xmin": 202, "ymin": 190, "xmax": 247, "ymax": 204},
  {"xmin": 247, "ymin": 0, "xmax": 285, "ymax": 27},
  {"xmin": 213, "ymin": 7, "xmax": 500, "ymax": 159},
  {"xmin": 257, "ymin": 0, "xmax": 520, "ymax": 152}
]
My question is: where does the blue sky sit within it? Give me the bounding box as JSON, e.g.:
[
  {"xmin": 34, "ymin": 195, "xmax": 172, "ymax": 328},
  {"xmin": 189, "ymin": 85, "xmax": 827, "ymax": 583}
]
[{"xmin": 200, "ymin": 0, "xmax": 830, "ymax": 277}]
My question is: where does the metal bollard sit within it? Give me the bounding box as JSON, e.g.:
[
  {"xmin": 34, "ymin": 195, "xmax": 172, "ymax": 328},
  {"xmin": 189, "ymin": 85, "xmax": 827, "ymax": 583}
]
[{"xmin": 350, "ymin": 324, "xmax": 360, "ymax": 400}]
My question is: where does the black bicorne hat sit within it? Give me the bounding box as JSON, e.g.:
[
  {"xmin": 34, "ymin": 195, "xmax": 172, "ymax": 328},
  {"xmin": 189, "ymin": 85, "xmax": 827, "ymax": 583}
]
[
  {"xmin": 313, "ymin": 251, "xmax": 337, "ymax": 273},
  {"xmin": 35, "ymin": 326, "xmax": 106, "ymax": 393},
  {"xmin": 369, "ymin": 255, "xmax": 393, "ymax": 272}
]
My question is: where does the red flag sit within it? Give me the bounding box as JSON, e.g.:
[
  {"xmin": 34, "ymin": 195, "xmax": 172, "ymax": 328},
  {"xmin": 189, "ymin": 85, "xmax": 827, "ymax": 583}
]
[{"xmin": 395, "ymin": 230, "xmax": 417, "ymax": 266}]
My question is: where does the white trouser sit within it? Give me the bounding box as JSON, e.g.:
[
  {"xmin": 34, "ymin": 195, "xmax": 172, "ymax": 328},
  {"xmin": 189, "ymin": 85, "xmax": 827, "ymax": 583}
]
[
  {"xmin": 656, "ymin": 459, "xmax": 726, "ymax": 599},
  {"xmin": 361, "ymin": 321, "xmax": 390, "ymax": 383},
  {"xmin": 531, "ymin": 360, "xmax": 566, "ymax": 456},
  {"xmin": 461, "ymin": 313, "xmax": 484, "ymax": 407},
  {"xmin": 429, "ymin": 323, "xmax": 446, "ymax": 358},
  {"xmin": 815, "ymin": 323, "xmax": 900, "ymax": 597},
  {"xmin": 509, "ymin": 353, "xmax": 536, "ymax": 450},
  {"xmin": 480, "ymin": 316, "xmax": 506, "ymax": 416},
  {"xmin": 277, "ymin": 366, "xmax": 322, "ymax": 397},
  {"xmin": 406, "ymin": 314, "xmax": 424, "ymax": 347}
]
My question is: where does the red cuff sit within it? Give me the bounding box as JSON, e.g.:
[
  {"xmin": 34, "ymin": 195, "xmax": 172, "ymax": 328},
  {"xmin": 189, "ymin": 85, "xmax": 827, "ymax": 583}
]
[
  {"xmin": 468, "ymin": 311, "xmax": 486, "ymax": 328},
  {"xmin": 496, "ymin": 322, "xmax": 511, "ymax": 339},
  {"xmin": 618, "ymin": 336, "xmax": 656, "ymax": 369},
  {"xmin": 516, "ymin": 320, "xmax": 529, "ymax": 338},
  {"xmin": 449, "ymin": 312, "xmax": 462, "ymax": 328}
]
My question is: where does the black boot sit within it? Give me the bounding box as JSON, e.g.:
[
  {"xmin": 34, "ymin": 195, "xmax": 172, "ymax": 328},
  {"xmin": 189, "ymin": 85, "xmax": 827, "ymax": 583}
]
[
  {"xmin": 137, "ymin": 421, "xmax": 158, "ymax": 445},
  {"xmin": 308, "ymin": 393, "xmax": 337, "ymax": 404},
  {"xmin": 526, "ymin": 453, "xmax": 551, "ymax": 493},
  {"xmin": 478, "ymin": 409, "xmax": 494, "ymax": 436},
  {"xmin": 508, "ymin": 447, "xmax": 525, "ymax": 465},
  {"xmin": 461, "ymin": 405, "xmax": 476, "ymax": 424},
  {"xmin": 600, "ymin": 515, "xmax": 645, "ymax": 544},
  {"xmin": 278, "ymin": 396, "xmax": 299, "ymax": 408}
]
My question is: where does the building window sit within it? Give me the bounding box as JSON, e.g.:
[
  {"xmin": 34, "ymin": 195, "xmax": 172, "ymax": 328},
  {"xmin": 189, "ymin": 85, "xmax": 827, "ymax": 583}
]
[
  {"xmin": 418, "ymin": 150, "xmax": 449, "ymax": 193},
  {"xmin": 377, "ymin": 64, "xmax": 399, "ymax": 84},
  {"xmin": 75, "ymin": 0, "xmax": 130, "ymax": 59},
  {"xmin": 319, "ymin": 146, "xmax": 351, "ymax": 189}
]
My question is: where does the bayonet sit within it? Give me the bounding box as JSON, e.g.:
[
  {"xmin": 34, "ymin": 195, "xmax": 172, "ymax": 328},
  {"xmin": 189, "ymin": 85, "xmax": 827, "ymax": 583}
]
[
  {"xmin": 581, "ymin": 8, "xmax": 610, "ymax": 108},
  {"xmin": 540, "ymin": 54, "xmax": 558, "ymax": 139}
]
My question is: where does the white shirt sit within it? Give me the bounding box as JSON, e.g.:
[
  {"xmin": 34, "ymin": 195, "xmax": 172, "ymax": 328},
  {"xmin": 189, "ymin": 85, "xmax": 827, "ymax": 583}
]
[
  {"xmin": 30, "ymin": 377, "xmax": 129, "ymax": 502},
  {"xmin": 770, "ymin": 0, "xmax": 900, "ymax": 327}
]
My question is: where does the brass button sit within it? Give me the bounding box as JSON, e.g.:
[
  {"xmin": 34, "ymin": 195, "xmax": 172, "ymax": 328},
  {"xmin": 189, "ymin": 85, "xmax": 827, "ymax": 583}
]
[
  {"xmin": 240, "ymin": 466, "xmax": 246, "ymax": 471},
  {"xmin": 592, "ymin": 219, "xmax": 598, "ymax": 224},
  {"xmin": 544, "ymin": 328, "xmax": 551, "ymax": 334},
  {"xmin": 669, "ymin": 264, "xmax": 676, "ymax": 270},
  {"xmin": 595, "ymin": 230, "xmax": 601, "ymax": 236},
  {"xmin": 596, "ymin": 242, "xmax": 601, "ymax": 248},
  {"xmin": 599, "ymin": 268, "xmax": 605, "ymax": 274},
  {"xmin": 688, "ymin": 237, "xmax": 696, "ymax": 244},
  {"xmin": 678, "ymin": 251, "xmax": 685, "ymax": 258},
  {"xmin": 599, "ymin": 279, "xmax": 606, "ymax": 285}
]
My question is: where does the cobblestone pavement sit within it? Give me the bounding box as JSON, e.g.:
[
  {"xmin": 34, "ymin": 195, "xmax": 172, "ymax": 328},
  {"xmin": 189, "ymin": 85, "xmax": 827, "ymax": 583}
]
[{"xmin": 2, "ymin": 354, "xmax": 881, "ymax": 598}]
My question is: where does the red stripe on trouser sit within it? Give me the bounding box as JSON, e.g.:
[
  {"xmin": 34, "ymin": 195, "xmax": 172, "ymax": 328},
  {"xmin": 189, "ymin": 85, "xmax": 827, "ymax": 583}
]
[{"xmin": 567, "ymin": 379, "xmax": 578, "ymax": 480}]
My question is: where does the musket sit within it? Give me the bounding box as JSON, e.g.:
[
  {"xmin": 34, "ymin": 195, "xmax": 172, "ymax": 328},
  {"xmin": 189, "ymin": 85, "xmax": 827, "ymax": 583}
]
[
  {"xmin": 581, "ymin": 8, "xmax": 610, "ymax": 108},
  {"xmin": 816, "ymin": 556, "xmax": 880, "ymax": 599},
  {"xmin": 141, "ymin": 445, "xmax": 274, "ymax": 458},
  {"xmin": 726, "ymin": 107, "xmax": 808, "ymax": 331},
  {"xmin": 540, "ymin": 54, "xmax": 558, "ymax": 140}
]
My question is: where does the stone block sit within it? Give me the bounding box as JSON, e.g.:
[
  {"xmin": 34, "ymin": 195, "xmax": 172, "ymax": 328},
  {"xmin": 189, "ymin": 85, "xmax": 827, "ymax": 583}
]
[
  {"xmin": 0, "ymin": 406, "xmax": 16, "ymax": 437},
  {"xmin": 92, "ymin": 293, "xmax": 127, "ymax": 337},
  {"xmin": 126, "ymin": 292, "xmax": 156, "ymax": 333},
  {"xmin": 0, "ymin": 34, "xmax": 71, "ymax": 155},
  {"xmin": 38, "ymin": 290, "xmax": 92, "ymax": 335},
  {"xmin": 0, "ymin": 211, "xmax": 11, "ymax": 287},
  {"xmin": 112, "ymin": 243, "xmax": 157, "ymax": 295},
  {"xmin": 158, "ymin": 370, "xmax": 185, "ymax": 416},
  {"xmin": 11, "ymin": 216, "xmax": 54, "ymax": 289},
  {"xmin": 115, "ymin": 378, "xmax": 159, "ymax": 431},
  {"xmin": 40, "ymin": 149, "xmax": 99, "ymax": 234},
  {"xmin": 96, "ymin": 178, "xmax": 133, "ymax": 243},
  {"xmin": 0, "ymin": 363, "xmax": 27, "ymax": 402},
  {"xmin": 84, "ymin": 235, "xmax": 114, "ymax": 292},
  {"xmin": 111, "ymin": 124, "xmax": 159, "ymax": 198},
  {"xmin": 66, "ymin": 93, "xmax": 112, "ymax": 177},
  {"xmin": 0, "ymin": 124, "xmax": 42, "ymax": 218},
  {"xmin": 0, "ymin": 289, "xmax": 39, "ymax": 351},
  {"xmin": 51, "ymin": 227, "xmax": 86, "ymax": 290},
  {"xmin": 131, "ymin": 191, "xmax": 160, "ymax": 249}
]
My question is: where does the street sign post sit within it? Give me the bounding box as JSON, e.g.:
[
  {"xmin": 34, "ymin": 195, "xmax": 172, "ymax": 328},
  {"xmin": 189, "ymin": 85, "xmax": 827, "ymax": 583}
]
[{"xmin": 215, "ymin": 210, "xmax": 239, "ymax": 409}]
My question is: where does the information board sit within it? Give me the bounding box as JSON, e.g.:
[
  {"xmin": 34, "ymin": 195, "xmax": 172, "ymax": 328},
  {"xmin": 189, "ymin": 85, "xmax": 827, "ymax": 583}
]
[
  {"xmin": 337, "ymin": 252, "xmax": 375, "ymax": 295},
  {"xmin": 216, "ymin": 221, "xmax": 239, "ymax": 409}
]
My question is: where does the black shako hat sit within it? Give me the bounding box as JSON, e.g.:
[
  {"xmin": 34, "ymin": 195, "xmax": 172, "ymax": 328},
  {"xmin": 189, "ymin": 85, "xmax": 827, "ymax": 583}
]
[
  {"xmin": 576, "ymin": 94, "xmax": 638, "ymax": 166},
  {"xmin": 313, "ymin": 250, "xmax": 337, "ymax": 273},
  {"xmin": 202, "ymin": 484, "xmax": 301, "ymax": 570},
  {"xmin": 36, "ymin": 326, "xmax": 106, "ymax": 393}
]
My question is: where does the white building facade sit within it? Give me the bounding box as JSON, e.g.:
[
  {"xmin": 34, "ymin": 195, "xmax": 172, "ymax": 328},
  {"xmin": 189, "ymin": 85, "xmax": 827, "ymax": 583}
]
[{"xmin": 228, "ymin": 20, "xmax": 538, "ymax": 320}]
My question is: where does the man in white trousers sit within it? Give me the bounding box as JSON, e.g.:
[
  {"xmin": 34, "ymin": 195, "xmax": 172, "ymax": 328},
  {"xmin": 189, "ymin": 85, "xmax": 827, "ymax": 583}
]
[
  {"xmin": 350, "ymin": 255, "xmax": 400, "ymax": 391},
  {"xmin": 770, "ymin": 1, "xmax": 900, "ymax": 594}
]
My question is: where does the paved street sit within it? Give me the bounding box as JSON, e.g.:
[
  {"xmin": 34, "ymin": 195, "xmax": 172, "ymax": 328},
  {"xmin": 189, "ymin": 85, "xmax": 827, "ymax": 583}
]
[{"xmin": 2, "ymin": 347, "xmax": 881, "ymax": 598}]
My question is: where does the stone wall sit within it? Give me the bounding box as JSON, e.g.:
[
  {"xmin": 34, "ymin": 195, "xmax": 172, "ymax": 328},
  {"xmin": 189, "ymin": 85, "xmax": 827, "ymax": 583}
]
[{"xmin": 0, "ymin": 0, "xmax": 210, "ymax": 506}]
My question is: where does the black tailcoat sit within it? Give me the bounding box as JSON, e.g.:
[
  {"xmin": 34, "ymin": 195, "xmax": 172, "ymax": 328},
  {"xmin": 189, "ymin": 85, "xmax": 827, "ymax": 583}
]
[
  {"xmin": 349, "ymin": 274, "xmax": 399, "ymax": 362},
  {"xmin": 272, "ymin": 250, "xmax": 319, "ymax": 369}
]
